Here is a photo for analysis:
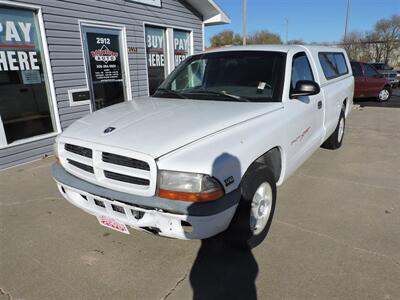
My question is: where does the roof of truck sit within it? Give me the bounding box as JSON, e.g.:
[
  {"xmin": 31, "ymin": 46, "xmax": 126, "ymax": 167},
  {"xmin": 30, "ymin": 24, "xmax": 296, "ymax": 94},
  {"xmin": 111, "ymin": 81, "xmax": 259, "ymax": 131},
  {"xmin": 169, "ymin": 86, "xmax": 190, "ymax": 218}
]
[{"xmin": 206, "ymin": 44, "xmax": 344, "ymax": 54}]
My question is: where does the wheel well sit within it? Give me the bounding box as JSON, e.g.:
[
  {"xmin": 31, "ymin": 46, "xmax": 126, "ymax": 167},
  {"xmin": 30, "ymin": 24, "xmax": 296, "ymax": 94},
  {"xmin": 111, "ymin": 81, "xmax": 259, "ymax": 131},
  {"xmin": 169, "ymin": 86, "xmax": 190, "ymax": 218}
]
[
  {"xmin": 254, "ymin": 147, "xmax": 282, "ymax": 183},
  {"xmin": 342, "ymin": 98, "xmax": 347, "ymax": 111}
]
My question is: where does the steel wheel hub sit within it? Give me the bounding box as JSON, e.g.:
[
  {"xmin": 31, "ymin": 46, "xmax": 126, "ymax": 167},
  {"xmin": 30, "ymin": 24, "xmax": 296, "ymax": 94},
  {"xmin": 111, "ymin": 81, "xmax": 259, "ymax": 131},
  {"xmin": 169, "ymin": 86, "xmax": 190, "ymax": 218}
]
[
  {"xmin": 338, "ymin": 117, "xmax": 345, "ymax": 143},
  {"xmin": 379, "ymin": 89, "xmax": 389, "ymax": 101},
  {"xmin": 250, "ymin": 182, "xmax": 272, "ymax": 235}
]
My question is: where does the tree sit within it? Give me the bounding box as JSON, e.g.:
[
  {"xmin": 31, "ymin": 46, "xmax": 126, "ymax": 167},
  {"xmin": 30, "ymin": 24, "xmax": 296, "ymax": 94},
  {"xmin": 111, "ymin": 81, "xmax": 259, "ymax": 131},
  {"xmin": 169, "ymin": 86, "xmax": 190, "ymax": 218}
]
[
  {"xmin": 365, "ymin": 31, "xmax": 384, "ymax": 62},
  {"xmin": 342, "ymin": 14, "xmax": 400, "ymax": 65},
  {"xmin": 374, "ymin": 14, "xmax": 400, "ymax": 63},
  {"xmin": 210, "ymin": 30, "xmax": 242, "ymax": 48},
  {"xmin": 287, "ymin": 39, "xmax": 306, "ymax": 45},
  {"xmin": 209, "ymin": 30, "xmax": 282, "ymax": 47},
  {"xmin": 247, "ymin": 30, "xmax": 282, "ymax": 45},
  {"xmin": 342, "ymin": 31, "xmax": 366, "ymax": 60}
]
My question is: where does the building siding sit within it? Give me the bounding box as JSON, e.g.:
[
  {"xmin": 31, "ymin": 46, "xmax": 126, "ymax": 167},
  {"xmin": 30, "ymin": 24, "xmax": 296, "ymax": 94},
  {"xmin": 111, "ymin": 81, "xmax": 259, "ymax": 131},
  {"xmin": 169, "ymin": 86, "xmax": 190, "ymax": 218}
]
[{"xmin": 0, "ymin": 0, "xmax": 204, "ymax": 170}]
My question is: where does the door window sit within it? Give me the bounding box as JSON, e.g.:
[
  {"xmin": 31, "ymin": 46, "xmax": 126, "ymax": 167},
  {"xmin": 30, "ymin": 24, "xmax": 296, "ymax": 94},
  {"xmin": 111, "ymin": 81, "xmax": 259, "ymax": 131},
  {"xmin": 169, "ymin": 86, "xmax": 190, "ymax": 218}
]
[
  {"xmin": 145, "ymin": 26, "xmax": 167, "ymax": 95},
  {"xmin": 351, "ymin": 62, "xmax": 363, "ymax": 77},
  {"xmin": 291, "ymin": 52, "xmax": 314, "ymax": 90},
  {"xmin": 0, "ymin": 6, "xmax": 56, "ymax": 145},
  {"xmin": 364, "ymin": 64, "xmax": 380, "ymax": 77},
  {"xmin": 82, "ymin": 27, "xmax": 126, "ymax": 111}
]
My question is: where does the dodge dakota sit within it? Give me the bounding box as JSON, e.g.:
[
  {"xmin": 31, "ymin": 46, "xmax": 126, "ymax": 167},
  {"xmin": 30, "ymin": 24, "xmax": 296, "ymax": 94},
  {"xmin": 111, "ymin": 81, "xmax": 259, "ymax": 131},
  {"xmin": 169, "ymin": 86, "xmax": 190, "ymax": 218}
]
[{"xmin": 52, "ymin": 45, "xmax": 354, "ymax": 247}]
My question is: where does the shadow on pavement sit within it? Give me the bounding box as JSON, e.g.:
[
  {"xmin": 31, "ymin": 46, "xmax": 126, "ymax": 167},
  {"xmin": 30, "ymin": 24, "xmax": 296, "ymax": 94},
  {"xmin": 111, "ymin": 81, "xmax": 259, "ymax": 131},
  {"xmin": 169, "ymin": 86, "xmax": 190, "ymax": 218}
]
[
  {"xmin": 189, "ymin": 236, "xmax": 258, "ymax": 300},
  {"xmin": 188, "ymin": 152, "xmax": 258, "ymax": 300}
]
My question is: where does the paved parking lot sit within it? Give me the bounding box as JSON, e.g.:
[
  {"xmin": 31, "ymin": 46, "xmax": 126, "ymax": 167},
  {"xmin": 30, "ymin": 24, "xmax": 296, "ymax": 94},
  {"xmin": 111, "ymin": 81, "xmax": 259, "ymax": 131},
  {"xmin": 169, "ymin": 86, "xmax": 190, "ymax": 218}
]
[{"xmin": 1, "ymin": 93, "xmax": 400, "ymax": 300}]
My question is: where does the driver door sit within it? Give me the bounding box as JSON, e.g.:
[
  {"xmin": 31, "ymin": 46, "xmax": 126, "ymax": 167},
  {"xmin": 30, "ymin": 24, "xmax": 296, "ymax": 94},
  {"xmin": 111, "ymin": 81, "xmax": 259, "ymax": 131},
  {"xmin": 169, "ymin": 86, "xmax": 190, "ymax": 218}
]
[
  {"xmin": 363, "ymin": 63, "xmax": 384, "ymax": 97},
  {"xmin": 285, "ymin": 52, "xmax": 324, "ymax": 169}
]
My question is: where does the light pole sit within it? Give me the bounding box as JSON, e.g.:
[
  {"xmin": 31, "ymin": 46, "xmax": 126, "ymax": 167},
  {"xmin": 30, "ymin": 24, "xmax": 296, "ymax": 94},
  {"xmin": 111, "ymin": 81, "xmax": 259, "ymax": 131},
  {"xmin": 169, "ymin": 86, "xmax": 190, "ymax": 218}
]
[
  {"xmin": 243, "ymin": 0, "xmax": 247, "ymax": 45},
  {"xmin": 344, "ymin": 0, "xmax": 351, "ymax": 42}
]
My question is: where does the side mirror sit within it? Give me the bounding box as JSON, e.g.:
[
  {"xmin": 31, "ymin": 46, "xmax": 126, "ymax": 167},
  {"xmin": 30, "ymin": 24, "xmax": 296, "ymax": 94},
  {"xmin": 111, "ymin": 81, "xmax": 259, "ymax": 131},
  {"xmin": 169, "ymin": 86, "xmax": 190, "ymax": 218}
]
[{"xmin": 290, "ymin": 80, "xmax": 320, "ymax": 98}]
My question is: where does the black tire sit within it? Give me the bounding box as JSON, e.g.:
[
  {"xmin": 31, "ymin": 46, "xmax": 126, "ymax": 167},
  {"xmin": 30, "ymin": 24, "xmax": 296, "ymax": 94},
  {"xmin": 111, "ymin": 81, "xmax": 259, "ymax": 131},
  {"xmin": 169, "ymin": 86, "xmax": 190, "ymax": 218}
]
[
  {"xmin": 377, "ymin": 86, "xmax": 391, "ymax": 102},
  {"xmin": 321, "ymin": 109, "xmax": 345, "ymax": 150},
  {"xmin": 218, "ymin": 164, "xmax": 277, "ymax": 249}
]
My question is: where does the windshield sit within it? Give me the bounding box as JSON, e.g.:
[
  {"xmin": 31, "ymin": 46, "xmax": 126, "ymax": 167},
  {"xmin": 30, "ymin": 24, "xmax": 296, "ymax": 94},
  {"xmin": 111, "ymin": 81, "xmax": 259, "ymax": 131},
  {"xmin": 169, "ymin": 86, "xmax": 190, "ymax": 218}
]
[{"xmin": 153, "ymin": 51, "xmax": 286, "ymax": 102}]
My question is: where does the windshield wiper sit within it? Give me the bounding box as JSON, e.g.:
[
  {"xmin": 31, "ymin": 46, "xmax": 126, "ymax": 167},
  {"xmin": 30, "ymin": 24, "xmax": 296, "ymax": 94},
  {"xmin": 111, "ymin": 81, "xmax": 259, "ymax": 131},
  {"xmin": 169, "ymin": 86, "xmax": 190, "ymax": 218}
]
[
  {"xmin": 187, "ymin": 89, "xmax": 250, "ymax": 102},
  {"xmin": 154, "ymin": 88, "xmax": 188, "ymax": 99}
]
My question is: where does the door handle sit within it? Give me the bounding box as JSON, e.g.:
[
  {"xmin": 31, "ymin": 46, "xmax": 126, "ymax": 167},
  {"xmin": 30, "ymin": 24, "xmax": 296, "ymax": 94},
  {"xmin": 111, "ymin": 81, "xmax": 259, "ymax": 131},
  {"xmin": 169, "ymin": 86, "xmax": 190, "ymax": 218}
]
[{"xmin": 317, "ymin": 101, "xmax": 322, "ymax": 109}]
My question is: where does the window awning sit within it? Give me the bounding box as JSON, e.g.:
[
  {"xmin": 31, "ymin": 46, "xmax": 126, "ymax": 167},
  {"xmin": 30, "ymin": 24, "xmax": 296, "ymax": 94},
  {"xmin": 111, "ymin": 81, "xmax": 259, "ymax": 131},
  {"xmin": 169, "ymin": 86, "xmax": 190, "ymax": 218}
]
[{"xmin": 185, "ymin": 0, "xmax": 231, "ymax": 26}]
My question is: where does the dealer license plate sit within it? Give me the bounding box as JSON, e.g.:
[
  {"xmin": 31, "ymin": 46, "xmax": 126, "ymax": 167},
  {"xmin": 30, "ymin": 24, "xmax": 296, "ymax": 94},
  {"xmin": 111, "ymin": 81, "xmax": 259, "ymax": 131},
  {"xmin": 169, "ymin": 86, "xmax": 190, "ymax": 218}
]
[{"xmin": 97, "ymin": 215, "xmax": 130, "ymax": 234}]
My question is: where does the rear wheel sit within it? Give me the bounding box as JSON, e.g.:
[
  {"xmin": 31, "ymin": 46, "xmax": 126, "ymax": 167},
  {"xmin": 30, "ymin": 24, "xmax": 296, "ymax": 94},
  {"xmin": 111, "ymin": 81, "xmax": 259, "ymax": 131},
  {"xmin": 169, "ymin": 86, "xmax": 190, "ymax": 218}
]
[
  {"xmin": 321, "ymin": 109, "xmax": 345, "ymax": 150},
  {"xmin": 218, "ymin": 164, "xmax": 276, "ymax": 248},
  {"xmin": 377, "ymin": 86, "xmax": 391, "ymax": 102}
]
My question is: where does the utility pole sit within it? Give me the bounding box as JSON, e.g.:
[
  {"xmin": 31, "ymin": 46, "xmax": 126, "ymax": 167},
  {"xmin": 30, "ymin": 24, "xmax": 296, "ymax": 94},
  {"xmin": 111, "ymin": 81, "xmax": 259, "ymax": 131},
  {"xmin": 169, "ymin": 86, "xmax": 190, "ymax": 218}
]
[
  {"xmin": 344, "ymin": 0, "xmax": 351, "ymax": 42},
  {"xmin": 243, "ymin": 0, "xmax": 247, "ymax": 45},
  {"xmin": 285, "ymin": 18, "xmax": 288, "ymax": 44}
]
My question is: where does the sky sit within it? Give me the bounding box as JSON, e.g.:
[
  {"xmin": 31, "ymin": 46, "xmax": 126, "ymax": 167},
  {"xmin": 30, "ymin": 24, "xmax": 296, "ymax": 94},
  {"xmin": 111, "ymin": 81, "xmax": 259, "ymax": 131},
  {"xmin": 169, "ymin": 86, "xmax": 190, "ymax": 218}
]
[{"xmin": 205, "ymin": 0, "xmax": 400, "ymax": 46}]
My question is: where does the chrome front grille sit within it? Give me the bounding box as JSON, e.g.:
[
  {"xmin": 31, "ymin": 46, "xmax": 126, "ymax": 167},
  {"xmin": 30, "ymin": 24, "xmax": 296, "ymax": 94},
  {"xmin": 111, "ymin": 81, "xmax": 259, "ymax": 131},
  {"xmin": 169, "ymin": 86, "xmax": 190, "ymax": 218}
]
[{"xmin": 59, "ymin": 139, "xmax": 157, "ymax": 197}]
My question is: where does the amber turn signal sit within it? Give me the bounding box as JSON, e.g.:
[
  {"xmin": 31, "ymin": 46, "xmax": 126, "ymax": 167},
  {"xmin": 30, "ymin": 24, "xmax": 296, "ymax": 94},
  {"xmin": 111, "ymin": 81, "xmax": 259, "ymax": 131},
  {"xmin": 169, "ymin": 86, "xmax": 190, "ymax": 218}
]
[{"xmin": 159, "ymin": 189, "xmax": 224, "ymax": 202}]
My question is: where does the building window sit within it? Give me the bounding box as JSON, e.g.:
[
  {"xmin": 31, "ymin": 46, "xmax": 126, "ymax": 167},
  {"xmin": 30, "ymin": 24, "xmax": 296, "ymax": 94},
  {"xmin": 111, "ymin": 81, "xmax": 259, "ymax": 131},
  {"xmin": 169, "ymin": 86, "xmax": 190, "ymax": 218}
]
[
  {"xmin": 0, "ymin": 5, "xmax": 56, "ymax": 146},
  {"xmin": 145, "ymin": 26, "xmax": 167, "ymax": 95},
  {"xmin": 145, "ymin": 25, "xmax": 193, "ymax": 95},
  {"xmin": 173, "ymin": 29, "xmax": 191, "ymax": 67}
]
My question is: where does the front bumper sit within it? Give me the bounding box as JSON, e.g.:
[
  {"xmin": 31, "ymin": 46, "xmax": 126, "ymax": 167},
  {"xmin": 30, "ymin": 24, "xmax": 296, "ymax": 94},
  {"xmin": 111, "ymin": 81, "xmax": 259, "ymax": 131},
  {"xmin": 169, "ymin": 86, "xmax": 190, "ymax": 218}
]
[{"xmin": 52, "ymin": 164, "xmax": 240, "ymax": 239}]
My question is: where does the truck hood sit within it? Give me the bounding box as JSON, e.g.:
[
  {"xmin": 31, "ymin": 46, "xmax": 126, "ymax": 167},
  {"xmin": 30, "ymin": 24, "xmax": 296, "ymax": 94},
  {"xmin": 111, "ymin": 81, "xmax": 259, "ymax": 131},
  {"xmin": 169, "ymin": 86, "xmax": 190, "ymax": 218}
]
[{"xmin": 62, "ymin": 97, "xmax": 283, "ymax": 158}]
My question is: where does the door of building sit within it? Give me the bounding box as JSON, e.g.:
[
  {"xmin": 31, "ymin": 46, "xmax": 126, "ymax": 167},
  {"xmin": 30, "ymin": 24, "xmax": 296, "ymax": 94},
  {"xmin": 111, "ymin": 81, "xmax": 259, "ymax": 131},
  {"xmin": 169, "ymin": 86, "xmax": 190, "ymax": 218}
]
[{"xmin": 81, "ymin": 26, "xmax": 127, "ymax": 111}]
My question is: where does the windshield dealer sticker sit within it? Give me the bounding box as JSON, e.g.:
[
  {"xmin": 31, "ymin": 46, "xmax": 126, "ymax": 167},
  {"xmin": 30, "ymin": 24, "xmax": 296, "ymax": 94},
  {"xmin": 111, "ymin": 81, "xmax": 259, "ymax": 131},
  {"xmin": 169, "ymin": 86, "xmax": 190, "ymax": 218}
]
[{"xmin": 258, "ymin": 82, "xmax": 267, "ymax": 90}]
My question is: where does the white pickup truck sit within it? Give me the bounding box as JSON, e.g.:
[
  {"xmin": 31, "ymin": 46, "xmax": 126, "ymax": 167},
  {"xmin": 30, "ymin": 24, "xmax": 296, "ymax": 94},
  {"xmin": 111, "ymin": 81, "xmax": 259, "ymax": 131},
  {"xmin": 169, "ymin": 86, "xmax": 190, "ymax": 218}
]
[{"xmin": 52, "ymin": 45, "xmax": 353, "ymax": 247}]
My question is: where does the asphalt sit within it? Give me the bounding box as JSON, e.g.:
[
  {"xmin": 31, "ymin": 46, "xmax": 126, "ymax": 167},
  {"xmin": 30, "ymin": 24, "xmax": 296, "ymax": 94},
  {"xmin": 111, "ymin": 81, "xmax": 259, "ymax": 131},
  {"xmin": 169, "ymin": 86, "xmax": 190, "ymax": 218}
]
[{"xmin": 1, "ymin": 92, "xmax": 400, "ymax": 300}]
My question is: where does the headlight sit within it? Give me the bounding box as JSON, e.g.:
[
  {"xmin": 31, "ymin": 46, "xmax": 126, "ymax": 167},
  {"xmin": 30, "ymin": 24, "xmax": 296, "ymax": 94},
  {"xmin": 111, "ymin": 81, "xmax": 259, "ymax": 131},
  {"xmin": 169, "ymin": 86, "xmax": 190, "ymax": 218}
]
[
  {"xmin": 53, "ymin": 135, "xmax": 61, "ymax": 164},
  {"xmin": 157, "ymin": 170, "xmax": 224, "ymax": 202}
]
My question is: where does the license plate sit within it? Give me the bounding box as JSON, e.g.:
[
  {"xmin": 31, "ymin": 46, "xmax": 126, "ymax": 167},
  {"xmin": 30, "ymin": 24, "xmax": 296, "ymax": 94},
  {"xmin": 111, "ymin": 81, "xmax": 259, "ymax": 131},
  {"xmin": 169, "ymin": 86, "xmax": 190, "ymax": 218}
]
[{"xmin": 97, "ymin": 215, "xmax": 130, "ymax": 234}]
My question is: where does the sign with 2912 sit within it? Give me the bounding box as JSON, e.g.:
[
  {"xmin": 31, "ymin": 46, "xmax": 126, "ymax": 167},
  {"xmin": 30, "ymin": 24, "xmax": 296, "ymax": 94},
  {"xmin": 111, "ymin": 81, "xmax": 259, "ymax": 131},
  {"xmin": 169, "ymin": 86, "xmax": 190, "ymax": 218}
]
[{"xmin": 87, "ymin": 32, "xmax": 122, "ymax": 82}]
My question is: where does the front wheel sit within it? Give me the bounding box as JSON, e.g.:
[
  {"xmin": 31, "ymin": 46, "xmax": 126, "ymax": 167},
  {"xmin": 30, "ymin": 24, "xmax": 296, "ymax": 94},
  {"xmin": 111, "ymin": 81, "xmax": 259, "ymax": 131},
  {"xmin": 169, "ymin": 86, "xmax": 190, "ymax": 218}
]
[
  {"xmin": 218, "ymin": 164, "xmax": 276, "ymax": 248},
  {"xmin": 377, "ymin": 86, "xmax": 391, "ymax": 102}
]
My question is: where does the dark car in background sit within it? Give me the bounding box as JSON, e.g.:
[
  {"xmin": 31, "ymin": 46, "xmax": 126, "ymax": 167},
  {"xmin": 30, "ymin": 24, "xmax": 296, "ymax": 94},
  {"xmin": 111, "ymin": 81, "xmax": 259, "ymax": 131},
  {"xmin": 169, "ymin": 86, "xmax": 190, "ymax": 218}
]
[
  {"xmin": 351, "ymin": 61, "xmax": 392, "ymax": 102},
  {"xmin": 371, "ymin": 63, "xmax": 399, "ymax": 88}
]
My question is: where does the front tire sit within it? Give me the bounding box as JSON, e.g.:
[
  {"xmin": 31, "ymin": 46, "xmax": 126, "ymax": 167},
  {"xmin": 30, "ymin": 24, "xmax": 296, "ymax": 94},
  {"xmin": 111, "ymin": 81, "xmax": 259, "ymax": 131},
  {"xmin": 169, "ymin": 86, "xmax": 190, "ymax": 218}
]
[
  {"xmin": 219, "ymin": 164, "xmax": 276, "ymax": 248},
  {"xmin": 321, "ymin": 109, "xmax": 345, "ymax": 150},
  {"xmin": 377, "ymin": 86, "xmax": 391, "ymax": 102}
]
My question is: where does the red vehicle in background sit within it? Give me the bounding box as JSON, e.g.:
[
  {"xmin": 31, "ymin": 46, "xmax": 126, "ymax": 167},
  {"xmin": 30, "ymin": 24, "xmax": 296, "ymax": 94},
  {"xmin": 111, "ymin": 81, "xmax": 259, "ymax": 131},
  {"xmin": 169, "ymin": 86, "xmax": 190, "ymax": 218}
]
[{"xmin": 351, "ymin": 61, "xmax": 392, "ymax": 102}]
